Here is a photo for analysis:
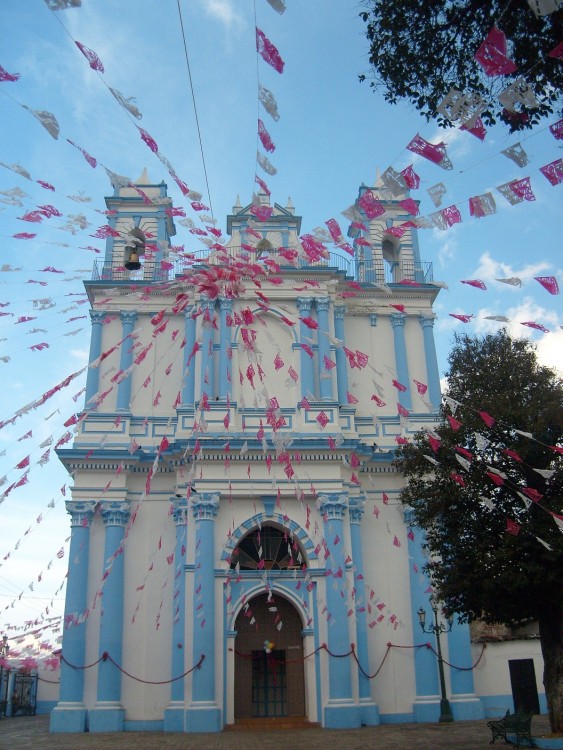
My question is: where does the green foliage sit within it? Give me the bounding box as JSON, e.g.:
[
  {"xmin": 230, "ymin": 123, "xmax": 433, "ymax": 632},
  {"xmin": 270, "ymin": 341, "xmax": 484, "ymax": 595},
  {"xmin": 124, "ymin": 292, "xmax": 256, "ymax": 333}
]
[
  {"xmin": 395, "ymin": 330, "xmax": 563, "ymax": 626},
  {"xmin": 359, "ymin": 0, "xmax": 562, "ymax": 132}
]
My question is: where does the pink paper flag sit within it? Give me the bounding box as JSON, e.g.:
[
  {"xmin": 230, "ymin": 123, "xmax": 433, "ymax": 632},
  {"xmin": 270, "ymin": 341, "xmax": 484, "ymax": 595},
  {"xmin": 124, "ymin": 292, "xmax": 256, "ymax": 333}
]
[
  {"xmin": 325, "ymin": 218, "xmax": 344, "ymax": 243},
  {"xmin": 549, "ymin": 119, "xmax": 563, "ymax": 140},
  {"xmin": 521, "ymin": 321, "xmax": 550, "ymax": 333},
  {"xmin": 510, "ymin": 177, "xmax": 535, "ymax": 202},
  {"xmin": 358, "ymin": 190, "xmax": 385, "ymax": 218},
  {"xmin": 400, "ymin": 164, "xmax": 420, "ymax": 189},
  {"xmin": 539, "ymin": 158, "xmax": 563, "ymax": 186},
  {"xmin": 256, "ymin": 28, "xmax": 285, "ymax": 73},
  {"xmin": 406, "ymin": 134, "xmax": 452, "ymax": 169},
  {"xmin": 534, "ymin": 276, "xmax": 559, "ymax": 295},
  {"xmin": 139, "ymin": 128, "xmax": 159, "ymax": 153},
  {"xmin": 258, "ymin": 119, "xmax": 275, "ymax": 153},
  {"xmin": 478, "ymin": 411, "xmax": 495, "ymax": 427},
  {"xmin": 75, "ymin": 41, "xmax": 105, "ymax": 73},
  {"xmin": 474, "ymin": 26, "xmax": 517, "ymax": 76},
  {"xmin": 0, "ymin": 64, "xmax": 20, "ymax": 82},
  {"xmin": 460, "ymin": 116, "xmax": 487, "ymax": 141},
  {"xmin": 461, "ymin": 279, "xmax": 487, "ymax": 290},
  {"xmin": 399, "ymin": 198, "xmax": 419, "ymax": 216},
  {"xmin": 449, "ymin": 313, "xmax": 473, "ymax": 323}
]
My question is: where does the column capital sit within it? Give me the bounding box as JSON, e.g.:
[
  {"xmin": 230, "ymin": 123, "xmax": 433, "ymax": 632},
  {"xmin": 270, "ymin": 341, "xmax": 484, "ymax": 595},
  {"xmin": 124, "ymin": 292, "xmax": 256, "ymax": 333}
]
[
  {"xmin": 318, "ymin": 493, "xmax": 347, "ymax": 520},
  {"xmin": 66, "ymin": 500, "xmax": 97, "ymax": 528},
  {"xmin": 90, "ymin": 310, "xmax": 106, "ymax": 324},
  {"xmin": 390, "ymin": 312, "xmax": 406, "ymax": 328},
  {"xmin": 172, "ymin": 496, "xmax": 189, "ymax": 525},
  {"xmin": 218, "ymin": 297, "xmax": 234, "ymax": 312},
  {"xmin": 296, "ymin": 297, "xmax": 313, "ymax": 313},
  {"xmin": 100, "ymin": 500, "xmax": 130, "ymax": 527},
  {"xmin": 200, "ymin": 296, "xmax": 216, "ymax": 312},
  {"xmin": 120, "ymin": 310, "xmax": 137, "ymax": 326},
  {"xmin": 184, "ymin": 305, "xmax": 196, "ymax": 319},
  {"xmin": 419, "ymin": 314, "xmax": 436, "ymax": 329},
  {"xmin": 348, "ymin": 495, "xmax": 366, "ymax": 524},
  {"xmin": 191, "ymin": 492, "xmax": 220, "ymax": 519},
  {"xmin": 315, "ymin": 296, "xmax": 330, "ymax": 313},
  {"xmin": 333, "ymin": 304, "xmax": 347, "ymax": 320}
]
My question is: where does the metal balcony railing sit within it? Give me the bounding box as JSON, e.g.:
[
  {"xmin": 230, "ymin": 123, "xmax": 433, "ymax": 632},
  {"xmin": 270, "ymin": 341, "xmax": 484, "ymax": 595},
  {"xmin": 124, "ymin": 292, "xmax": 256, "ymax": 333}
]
[{"xmin": 91, "ymin": 251, "xmax": 433, "ymax": 286}]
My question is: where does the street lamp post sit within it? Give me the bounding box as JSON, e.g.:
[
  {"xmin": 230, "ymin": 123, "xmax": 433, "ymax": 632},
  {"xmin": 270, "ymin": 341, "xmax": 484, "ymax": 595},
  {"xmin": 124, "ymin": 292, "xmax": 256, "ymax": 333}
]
[{"xmin": 417, "ymin": 598, "xmax": 454, "ymax": 723}]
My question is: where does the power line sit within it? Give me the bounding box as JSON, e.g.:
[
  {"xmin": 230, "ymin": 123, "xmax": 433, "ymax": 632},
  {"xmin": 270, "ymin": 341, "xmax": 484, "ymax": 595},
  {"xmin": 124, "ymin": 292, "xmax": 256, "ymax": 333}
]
[{"xmin": 176, "ymin": 0, "xmax": 215, "ymax": 221}]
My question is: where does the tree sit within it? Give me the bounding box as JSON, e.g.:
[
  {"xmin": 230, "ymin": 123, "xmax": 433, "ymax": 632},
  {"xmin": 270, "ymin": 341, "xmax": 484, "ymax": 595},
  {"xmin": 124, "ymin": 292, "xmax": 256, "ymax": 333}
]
[
  {"xmin": 395, "ymin": 331, "xmax": 563, "ymax": 732},
  {"xmin": 359, "ymin": 1, "xmax": 562, "ymax": 132}
]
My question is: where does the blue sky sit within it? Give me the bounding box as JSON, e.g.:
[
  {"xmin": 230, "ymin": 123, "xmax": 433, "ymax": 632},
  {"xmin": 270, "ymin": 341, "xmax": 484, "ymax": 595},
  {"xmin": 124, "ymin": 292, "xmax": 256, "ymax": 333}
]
[{"xmin": 0, "ymin": 0, "xmax": 561, "ymax": 649}]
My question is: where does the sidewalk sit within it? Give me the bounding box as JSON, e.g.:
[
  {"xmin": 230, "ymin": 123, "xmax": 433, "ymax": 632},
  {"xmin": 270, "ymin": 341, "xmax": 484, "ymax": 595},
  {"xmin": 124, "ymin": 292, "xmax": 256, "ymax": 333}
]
[{"xmin": 0, "ymin": 714, "xmax": 554, "ymax": 750}]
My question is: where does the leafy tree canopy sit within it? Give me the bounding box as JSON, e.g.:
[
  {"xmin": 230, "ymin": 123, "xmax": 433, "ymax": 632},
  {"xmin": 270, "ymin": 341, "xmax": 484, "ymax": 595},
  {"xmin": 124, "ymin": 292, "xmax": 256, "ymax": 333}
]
[
  {"xmin": 395, "ymin": 330, "xmax": 563, "ymax": 729},
  {"xmin": 359, "ymin": 0, "xmax": 562, "ymax": 132}
]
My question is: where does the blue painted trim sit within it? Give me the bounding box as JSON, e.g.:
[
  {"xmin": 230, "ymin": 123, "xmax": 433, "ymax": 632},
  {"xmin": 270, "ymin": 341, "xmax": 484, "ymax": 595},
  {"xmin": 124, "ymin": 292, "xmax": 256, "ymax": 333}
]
[
  {"xmin": 35, "ymin": 700, "xmax": 57, "ymax": 714},
  {"xmin": 379, "ymin": 712, "xmax": 415, "ymax": 724}
]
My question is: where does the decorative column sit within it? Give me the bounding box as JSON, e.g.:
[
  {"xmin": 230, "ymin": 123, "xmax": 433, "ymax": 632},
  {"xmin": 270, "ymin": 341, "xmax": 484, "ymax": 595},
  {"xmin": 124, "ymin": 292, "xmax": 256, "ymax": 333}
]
[
  {"xmin": 186, "ymin": 492, "xmax": 221, "ymax": 732},
  {"xmin": 405, "ymin": 510, "xmax": 441, "ymax": 722},
  {"xmin": 296, "ymin": 297, "xmax": 315, "ymax": 399},
  {"xmin": 182, "ymin": 307, "xmax": 196, "ymax": 406},
  {"xmin": 446, "ymin": 624, "xmax": 484, "ymax": 719},
  {"xmin": 318, "ymin": 493, "xmax": 359, "ymax": 729},
  {"xmin": 50, "ymin": 501, "xmax": 96, "ymax": 733},
  {"xmin": 218, "ymin": 298, "xmax": 233, "ymax": 400},
  {"xmin": 164, "ymin": 496, "xmax": 189, "ymax": 732},
  {"xmin": 200, "ymin": 298, "xmax": 215, "ymax": 400},
  {"xmin": 116, "ymin": 311, "xmax": 137, "ymax": 411},
  {"xmin": 390, "ymin": 313, "xmax": 412, "ymax": 411},
  {"xmin": 316, "ymin": 297, "xmax": 333, "ymax": 400},
  {"xmin": 419, "ymin": 315, "xmax": 441, "ymax": 410},
  {"xmin": 348, "ymin": 496, "xmax": 379, "ymax": 725},
  {"xmin": 333, "ymin": 305, "xmax": 348, "ymax": 405},
  {"xmin": 89, "ymin": 501, "xmax": 130, "ymax": 733},
  {"xmin": 84, "ymin": 311, "xmax": 105, "ymax": 408}
]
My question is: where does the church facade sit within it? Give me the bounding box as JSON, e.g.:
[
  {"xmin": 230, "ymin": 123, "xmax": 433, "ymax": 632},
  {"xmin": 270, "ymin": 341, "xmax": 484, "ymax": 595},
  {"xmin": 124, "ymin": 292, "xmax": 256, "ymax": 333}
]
[{"xmin": 50, "ymin": 173, "xmax": 488, "ymax": 734}]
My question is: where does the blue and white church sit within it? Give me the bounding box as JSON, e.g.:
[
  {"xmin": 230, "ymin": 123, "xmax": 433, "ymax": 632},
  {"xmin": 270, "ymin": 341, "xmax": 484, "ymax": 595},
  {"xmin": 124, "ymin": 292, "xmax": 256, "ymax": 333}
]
[{"xmin": 50, "ymin": 172, "xmax": 486, "ymax": 733}]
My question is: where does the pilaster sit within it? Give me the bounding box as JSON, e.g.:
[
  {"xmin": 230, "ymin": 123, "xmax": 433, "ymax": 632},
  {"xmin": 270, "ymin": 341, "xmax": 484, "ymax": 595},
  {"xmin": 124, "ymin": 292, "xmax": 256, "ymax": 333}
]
[
  {"xmin": 200, "ymin": 297, "xmax": 216, "ymax": 400},
  {"xmin": 116, "ymin": 311, "xmax": 137, "ymax": 411},
  {"xmin": 182, "ymin": 306, "xmax": 196, "ymax": 406},
  {"xmin": 316, "ymin": 297, "xmax": 333, "ymax": 400},
  {"xmin": 297, "ymin": 297, "xmax": 315, "ymax": 399},
  {"xmin": 164, "ymin": 496, "xmax": 189, "ymax": 732},
  {"xmin": 218, "ymin": 298, "xmax": 233, "ymax": 399},
  {"xmin": 186, "ymin": 492, "xmax": 221, "ymax": 732},
  {"xmin": 348, "ymin": 495, "xmax": 379, "ymax": 725},
  {"xmin": 84, "ymin": 311, "xmax": 105, "ymax": 408},
  {"xmin": 50, "ymin": 500, "xmax": 96, "ymax": 733},
  {"xmin": 88, "ymin": 500, "xmax": 130, "ymax": 733},
  {"xmin": 318, "ymin": 493, "xmax": 360, "ymax": 729},
  {"xmin": 390, "ymin": 313, "xmax": 412, "ymax": 411},
  {"xmin": 419, "ymin": 315, "xmax": 441, "ymax": 410},
  {"xmin": 333, "ymin": 305, "xmax": 348, "ymax": 405}
]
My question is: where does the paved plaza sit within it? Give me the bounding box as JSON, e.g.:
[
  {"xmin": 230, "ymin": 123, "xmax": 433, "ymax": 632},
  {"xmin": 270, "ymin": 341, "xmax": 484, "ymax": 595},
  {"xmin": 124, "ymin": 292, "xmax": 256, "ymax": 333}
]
[{"xmin": 0, "ymin": 714, "xmax": 555, "ymax": 750}]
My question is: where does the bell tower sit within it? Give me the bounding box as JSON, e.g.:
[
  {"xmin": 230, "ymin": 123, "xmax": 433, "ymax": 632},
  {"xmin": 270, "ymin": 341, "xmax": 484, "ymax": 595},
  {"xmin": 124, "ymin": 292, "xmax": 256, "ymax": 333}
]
[{"xmin": 101, "ymin": 168, "xmax": 176, "ymax": 281}]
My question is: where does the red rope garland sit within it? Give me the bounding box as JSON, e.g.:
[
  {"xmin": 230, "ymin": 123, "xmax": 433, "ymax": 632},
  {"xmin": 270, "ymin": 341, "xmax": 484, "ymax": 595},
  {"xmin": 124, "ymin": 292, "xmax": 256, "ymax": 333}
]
[
  {"xmin": 232, "ymin": 641, "xmax": 487, "ymax": 679},
  {"xmin": 60, "ymin": 652, "xmax": 205, "ymax": 684}
]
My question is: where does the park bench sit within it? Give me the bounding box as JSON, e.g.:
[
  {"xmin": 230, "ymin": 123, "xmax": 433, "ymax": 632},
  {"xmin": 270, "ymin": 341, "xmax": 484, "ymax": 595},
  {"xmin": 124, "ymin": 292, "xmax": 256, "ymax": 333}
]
[{"xmin": 487, "ymin": 709, "xmax": 534, "ymax": 748}]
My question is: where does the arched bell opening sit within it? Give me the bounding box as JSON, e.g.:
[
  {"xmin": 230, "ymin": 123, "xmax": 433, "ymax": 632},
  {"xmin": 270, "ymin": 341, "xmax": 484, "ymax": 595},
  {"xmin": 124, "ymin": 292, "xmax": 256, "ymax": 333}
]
[{"xmin": 233, "ymin": 592, "xmax": 306, "ymax": 720}]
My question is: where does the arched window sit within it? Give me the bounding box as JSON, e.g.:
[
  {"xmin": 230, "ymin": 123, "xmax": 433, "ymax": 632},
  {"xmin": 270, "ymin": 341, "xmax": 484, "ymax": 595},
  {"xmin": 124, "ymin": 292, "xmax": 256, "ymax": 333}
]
[{"xmin": 229, "ymin": 524, "xmax": 305, "ymax": 570}]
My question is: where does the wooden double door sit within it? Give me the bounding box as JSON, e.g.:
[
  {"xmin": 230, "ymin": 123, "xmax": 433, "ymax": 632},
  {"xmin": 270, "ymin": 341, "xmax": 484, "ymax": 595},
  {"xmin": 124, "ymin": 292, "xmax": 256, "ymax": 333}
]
[{"xmin": 234, "ymin": 593, "xmax": 305, "ymax": 719}]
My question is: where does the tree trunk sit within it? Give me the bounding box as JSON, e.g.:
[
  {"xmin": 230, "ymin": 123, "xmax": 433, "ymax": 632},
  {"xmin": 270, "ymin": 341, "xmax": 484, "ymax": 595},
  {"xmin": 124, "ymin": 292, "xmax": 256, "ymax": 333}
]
[{"xmin": 538, "ymin": 598, "xmax": 563, "ymax": 734}]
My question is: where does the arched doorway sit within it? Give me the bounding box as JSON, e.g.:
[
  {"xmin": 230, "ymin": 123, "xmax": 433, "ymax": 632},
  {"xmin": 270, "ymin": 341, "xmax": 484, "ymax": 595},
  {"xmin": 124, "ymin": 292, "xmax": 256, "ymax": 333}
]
[{"xmin": 234, "ymin": 593, "xmax": 306, "ymax": 719}]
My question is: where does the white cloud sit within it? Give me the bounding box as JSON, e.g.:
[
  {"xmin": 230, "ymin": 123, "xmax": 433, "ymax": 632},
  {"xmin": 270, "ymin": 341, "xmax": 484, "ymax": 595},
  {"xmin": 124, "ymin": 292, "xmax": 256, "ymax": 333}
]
[
  {"xmin": 70, "ymin": 348, "xmax": 88, "ymax": 363},
  {"xmin": 469, "ymin": 251, "xmax": 552, "ymax": 289},
  {"xmin": 200, "ymin": 0, "xmax": 244, "ymax": 29}
]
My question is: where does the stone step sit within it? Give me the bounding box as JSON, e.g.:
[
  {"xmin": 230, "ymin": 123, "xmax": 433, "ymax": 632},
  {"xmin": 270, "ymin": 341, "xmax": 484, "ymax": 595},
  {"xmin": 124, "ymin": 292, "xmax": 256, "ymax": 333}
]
[{"xmin": 226, "ymin": 716, "xmax": 321, "ymax": 731}]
